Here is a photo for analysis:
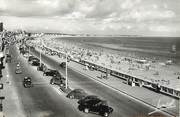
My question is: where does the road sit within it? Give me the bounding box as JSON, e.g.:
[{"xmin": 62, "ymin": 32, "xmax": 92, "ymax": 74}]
[
  {"xmin": 7, "ymin": 46, "xmax": 88, "ymax": 117},
  {"xmin": 6, "ymin": 45, "xmax": 172, "ymax": 117}
]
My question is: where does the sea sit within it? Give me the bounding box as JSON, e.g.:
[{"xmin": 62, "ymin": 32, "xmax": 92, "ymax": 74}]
[{"xmin": 56, "ymin": 36, "xmax": 180, "ymax": 63}]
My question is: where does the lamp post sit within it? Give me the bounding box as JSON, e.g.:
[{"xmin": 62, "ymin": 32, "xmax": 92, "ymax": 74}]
[
  {"xmin": 65, "ymin": 53, "xmax": 68, "ymax": 89},
  {"xmin": 28, "ymin": 46, "xmax": 30, "ymax": 58},
  {"xmin": 40, "ymin": 38, "xmax": 42, "ymax": 66}
]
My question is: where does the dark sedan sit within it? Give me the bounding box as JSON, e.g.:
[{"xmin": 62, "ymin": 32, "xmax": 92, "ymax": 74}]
[
  {"xmin": 5, "ymin": 54, "xmax": 11, "ymax": 63},
  {"xmin": 30, "ymin": 59, "xmax": 40, "ymax": 66},
  {"xmin": 37, "ymin": 63, "xmax": 47, "ymax": 71},
  {"xmin": 78, "ymin": 98, "xmax": 113, "ymax": 117},
  {"xmin": 77, "ymin": 95, "xmax": 99, "ymax": 105},
  {"xmin": 43, "ymin": 69, "xmax": 60, "ymax": 77},
  {"xmin": 28, "ymin": 55, "xmax": 36, "ymax": 62},
  {"xmin": 50, "ymin": 76, "xmax": 65, "ymax": 86},
  {"xmin": 59, "ymin": 62, "xmax": 66, "ymax": 68},
  {"xmin": 23, "ymin": 77, "xmax": 33, "ymax": 88}
]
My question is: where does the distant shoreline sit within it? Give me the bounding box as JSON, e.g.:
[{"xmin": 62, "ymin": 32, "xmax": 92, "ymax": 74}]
[{"xmin": 53, "ymin": 36, "xmax": 180, "ymax": 62}]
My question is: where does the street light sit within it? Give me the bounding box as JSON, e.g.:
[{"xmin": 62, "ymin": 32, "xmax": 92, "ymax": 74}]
[
  {"xmin": 65, "ymin": 53, "xmax": 68, "ymax": 89},
  {"xmin": 40, "ymin": 38, "xmax": 42, "ymax": 66},
  {"xmin": 28, "ymin": 46, "xmax": 30, "ymax": 58}
]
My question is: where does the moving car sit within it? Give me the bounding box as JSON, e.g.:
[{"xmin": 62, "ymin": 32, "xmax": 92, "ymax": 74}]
[
  {"xmin": 66, "ymin": 89, "xmax": 87, "ymax": 100},
  {"xmin": 15, "ymin": 68, "xmax": 22, "ymax": 74},
  {"xmin": 23, "ymin": 77, "xmax": 33, "ymax": 88},
  {"xmin": 16, "ymin": 62, "xmax": 21, "ymax": 68},
  {"xmin": 43, "ymin": 69, "xmax": 60, "ymax": 77},
  {"xmin": 78, "ymin": 98, "xmax": 113, "ymax": 117},
  {"xmin": 5, "ymin": 54, "xmax": 11, "ymax": 63}
]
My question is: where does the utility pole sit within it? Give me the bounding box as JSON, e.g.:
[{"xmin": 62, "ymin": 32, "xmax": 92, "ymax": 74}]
[
  {"xmin": 40, "ymin": 38, "xmax": 42, "ymax": 66},
  {"xmin": 28, "ymin": 46, "xmax": 30, "ymax": 58},
  {"xmin": 65, "ymin": 53, "xmax": 68, "ymax": 89}
]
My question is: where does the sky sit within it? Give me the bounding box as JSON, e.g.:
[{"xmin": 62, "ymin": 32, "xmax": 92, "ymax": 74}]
[{"xmin": 0, "ymin": 0, "xmax": 180, "ymax": 36}]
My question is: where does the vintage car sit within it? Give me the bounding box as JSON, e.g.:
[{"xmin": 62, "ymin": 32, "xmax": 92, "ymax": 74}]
[
  {"xmin": 23, "ymin": 77, "xmax": 33, "ymax": 88},
  {"xmin": 78, "ymin": 98, "xmax": 113, "ymax": 117}
]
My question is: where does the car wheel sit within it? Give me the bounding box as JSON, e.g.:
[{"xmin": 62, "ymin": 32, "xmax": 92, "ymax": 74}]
[
  {"xmin": 84, "ymin": 108, "xmax": 89, "ymax": 113},
  {"xmin": 78, "ymin": 105, "xmax": 83, "ymax": 111},
  {"xmin": 103, "ymin": 112, "xmax": 109, "ymax": 117}
]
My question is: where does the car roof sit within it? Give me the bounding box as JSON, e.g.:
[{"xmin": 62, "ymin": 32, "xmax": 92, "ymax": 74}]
[
  {"xmin": 86, "ymin": 98, "xmax": 102, "ymax": 104},
  {"xmin": 73, "ymin": 89, "xmax": 85, "ymax": 92},
  {"xmin": 82, "ymin": 95, "xmax": 99, "ymax": 100}
]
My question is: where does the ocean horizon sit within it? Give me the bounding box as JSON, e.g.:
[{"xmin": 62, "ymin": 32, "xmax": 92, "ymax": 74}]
[{"xmin": 55, "ymin": 36, "xmax": 180, "ymax": 62}]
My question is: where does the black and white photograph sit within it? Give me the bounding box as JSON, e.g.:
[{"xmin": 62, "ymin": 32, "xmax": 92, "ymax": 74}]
[{"xmin": 0, "ymin": 0, "xmax": 179, "ymax": 117}]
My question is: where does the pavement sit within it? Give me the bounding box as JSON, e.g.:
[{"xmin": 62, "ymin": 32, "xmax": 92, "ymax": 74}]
[
  {"xmin": 34, "ymin": 47, "xmax": 179, "ymax": 117},
  {"xmin": 0, "ymin": 49, "xmax": 26, "ymax": 117}
]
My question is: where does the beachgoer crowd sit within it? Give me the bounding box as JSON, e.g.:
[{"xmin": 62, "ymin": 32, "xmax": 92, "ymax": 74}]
[{"xmin": 27, "ymin": 35, "xmax": 180, "ymax": 87}]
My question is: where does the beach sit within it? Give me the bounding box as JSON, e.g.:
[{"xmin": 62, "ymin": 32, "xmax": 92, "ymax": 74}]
[{"xmin": 28, "ymin": 35, "xmax": 180, "ymax": 91}]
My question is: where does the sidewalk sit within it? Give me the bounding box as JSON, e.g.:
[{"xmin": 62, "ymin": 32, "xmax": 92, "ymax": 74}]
[
  {"xmin": 1, "ymin": 62, "xmax": 26, "ymax": 117},
  {"xmin": 36, "ymin": 48, "xmax": 179, "ymax": 117}
]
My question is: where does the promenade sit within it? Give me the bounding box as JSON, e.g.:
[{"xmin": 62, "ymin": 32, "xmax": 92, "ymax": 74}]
[
  {"xmin": 34, "ymin": 44, "xmax": 179, "ymax": 117},
  {"xmin": 29, "ymin": 35, "xmax": 180, "ymax": 92}
]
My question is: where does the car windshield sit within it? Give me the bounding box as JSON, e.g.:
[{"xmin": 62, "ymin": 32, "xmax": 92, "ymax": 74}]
[{"xmin": 87, "ymin": 99, "xmax": 101, "ymax": 105}]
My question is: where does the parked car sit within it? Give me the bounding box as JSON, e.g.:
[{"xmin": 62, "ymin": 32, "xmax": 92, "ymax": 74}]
[
  {"xmin": 23, "ymin": 77, "xmax": 33, "ymax": 88},
  {"xmin": 30, "ymin": 59, "xmax": 40, "ymax": 66},
  {"xmin": 59, "ymin": 62, "xmax": 66, "ymax": 68},
  {"xmin": 50, "ymin": 51, "xmax": 57, "ymax": 56},
  {"xmin": 78, "ymin": 98, "xmax": 113, "ymax": 117},
  {"xmin": 28, "ymin": 56, "xmax": 37, "ymax": 62},
  {"xmin": 50, "ymin": 76, "xmax": 65, "ymax": 86},
  {"xmin": 43, "ymin": 69, "xmax": 60, "ymax": 77},
  {"xmin": 0, "ymin": 70, "xmax": 2, "ymax": 78},
  {"xmin": 66, "ymin": 89, "xmax": 87, "ymax": 100},
  {"xmin": 37, "ymin": 63, "xmax": 47, "ymax": 71},
  {"xmin": 78, "ymin": 95, "xmax": 99, "ymax": 105}
]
